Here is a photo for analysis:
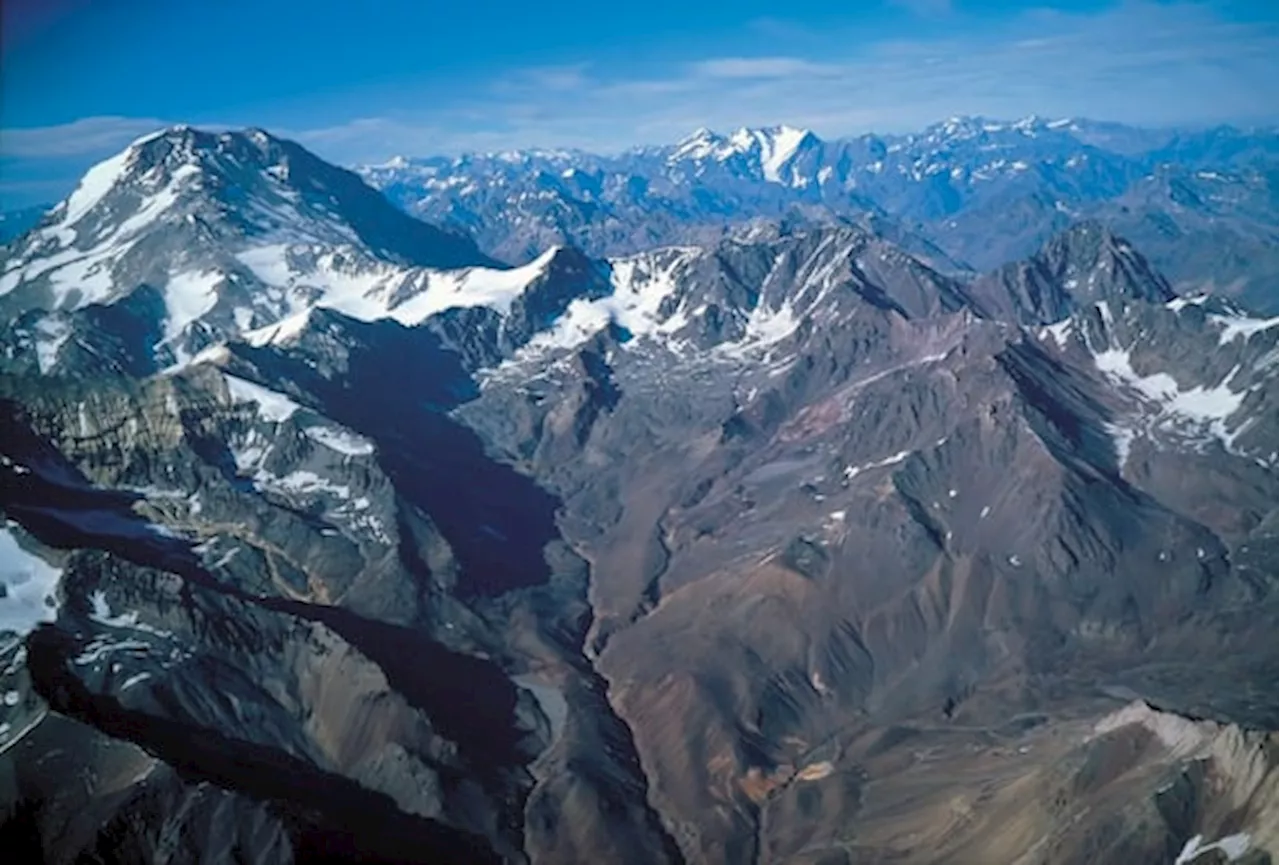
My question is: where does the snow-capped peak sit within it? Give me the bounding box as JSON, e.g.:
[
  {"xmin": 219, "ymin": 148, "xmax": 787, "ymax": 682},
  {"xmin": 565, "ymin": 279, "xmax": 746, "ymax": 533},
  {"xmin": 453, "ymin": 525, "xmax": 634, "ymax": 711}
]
[
  {"xmin": 671, "ymin": 127, "xmax": 727, "ymax": 161},
  {"xmin": 8, "ymin": 126, "xmax": 492, "ymax": 272},
  {"xmin": 668, "ymin": 124, "xmax": 818, "ymax": 184},
  {"xmin": 49, "ymin": 126, "xmax": 260, "ymax": 230},
  {"xmin": 0, "ymin": 125, "xmax": 503, "ymax": 368},
  {"xmin": 930, "ymin": 116, "xmax": 990, "ymax": 140},
  {"xmin": 923, "ymin": 114, "xmax": 1082, "ymax": 142},
  {"xmin": 737, "ymin": 126, "xmax": 815, "ymax": 182},
  {"xmin": 49, "ymin": 125, "xmax": 204, "ymax": 226}
]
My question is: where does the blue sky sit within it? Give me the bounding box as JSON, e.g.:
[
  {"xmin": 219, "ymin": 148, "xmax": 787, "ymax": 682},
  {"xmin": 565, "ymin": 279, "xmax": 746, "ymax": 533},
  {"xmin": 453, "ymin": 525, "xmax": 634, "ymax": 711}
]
[{"xmin": 1, "ymin": 0, "xmax": 1276, "ymax": 207}]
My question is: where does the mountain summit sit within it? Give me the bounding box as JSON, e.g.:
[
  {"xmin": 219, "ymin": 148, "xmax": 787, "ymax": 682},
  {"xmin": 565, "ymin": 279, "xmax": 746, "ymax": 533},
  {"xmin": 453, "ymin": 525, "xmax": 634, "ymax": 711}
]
[
  {"xmin": 668, "ymin": 125, "xmax": 820, "ymax": 184},
  {"xmin": 0, "ymin": 127, "xmax": 506, "ymax": 366},
  {"xmin": 967, "ymin": 221, "xmax": 1176, "ymax": 324},
  {"xmin": 20, "ymin": 126, "xmax": 494, "ymax": 267}
]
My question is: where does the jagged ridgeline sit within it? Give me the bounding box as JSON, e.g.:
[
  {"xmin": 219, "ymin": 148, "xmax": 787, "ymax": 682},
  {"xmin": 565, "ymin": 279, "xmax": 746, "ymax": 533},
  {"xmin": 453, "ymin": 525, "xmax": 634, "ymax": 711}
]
[
  {"xmin": 357, "ymin": 117, "xmax": 1280, "ymax": 315},
  {"xmin": 0, "ymin": 126, "xmax": 1276, "ymax": 865}
]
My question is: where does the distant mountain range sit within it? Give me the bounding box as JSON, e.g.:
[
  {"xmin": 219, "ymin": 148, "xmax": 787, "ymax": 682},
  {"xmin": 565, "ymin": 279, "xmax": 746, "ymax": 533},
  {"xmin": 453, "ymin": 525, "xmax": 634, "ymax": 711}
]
[
  {"xmin": 357, "ymin": 116, "xmax": 1280, "ymax": 313},
  {"xmin": 0, "ymin": 125, "xmax": 1276, "ymax": 865}
]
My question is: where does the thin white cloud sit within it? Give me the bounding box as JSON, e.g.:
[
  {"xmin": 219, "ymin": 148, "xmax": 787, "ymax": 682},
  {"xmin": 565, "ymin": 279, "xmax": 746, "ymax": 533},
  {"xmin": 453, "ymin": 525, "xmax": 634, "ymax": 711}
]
[
  {"xmin": 293, "ymin": 0, "xmax": 1276, "ymax": 160},
  {"xmin": 693, "ymin": 57, "xmax": 845, "ymax": 79},
  {"xmin": 0, "ymin": 115, "xmax": 171, "ymax": 157},
  {"xmin": 887, "ymin": 0, "xmax": 953, "ymax": 18},
  {"xmin": 497, "ymin": 63, "xmax": 593, "ymax": 92}
]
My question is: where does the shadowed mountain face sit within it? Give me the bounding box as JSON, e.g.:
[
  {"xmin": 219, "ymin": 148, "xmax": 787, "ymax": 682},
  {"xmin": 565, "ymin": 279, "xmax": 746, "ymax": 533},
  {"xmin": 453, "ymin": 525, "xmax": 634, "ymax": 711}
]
[
  {"xmin": 357, "ymin": 117, "xmax": 1280, "ymax": 314},
  {"xmin": 0, "ymin": 127, "xmax": 1276, "ymax": 865}
]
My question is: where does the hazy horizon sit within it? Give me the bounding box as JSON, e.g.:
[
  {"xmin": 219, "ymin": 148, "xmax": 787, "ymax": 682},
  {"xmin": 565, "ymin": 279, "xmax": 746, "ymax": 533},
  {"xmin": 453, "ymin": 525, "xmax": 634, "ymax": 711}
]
[{"xmin": 2, "ymin": 0, "xmax": 1276, "ymax": 208}]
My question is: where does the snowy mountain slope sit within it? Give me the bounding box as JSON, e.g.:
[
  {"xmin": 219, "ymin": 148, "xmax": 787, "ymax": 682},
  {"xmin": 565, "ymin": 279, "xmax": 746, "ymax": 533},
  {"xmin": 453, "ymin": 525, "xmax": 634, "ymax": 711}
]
[
  {"xmin": 0, "ymin": 130, "xmax": 957, "ymax": 376},
  {"xmin": 666, "ymin": 125, "xmax": 821, "ymax": 185},
  {"xmin": 0, "ymin": 127, "xmax": 539, "ymax": 367},
  {"xmin": 10, "ymin": 126, "xmax": 495, "ymax": 268}
]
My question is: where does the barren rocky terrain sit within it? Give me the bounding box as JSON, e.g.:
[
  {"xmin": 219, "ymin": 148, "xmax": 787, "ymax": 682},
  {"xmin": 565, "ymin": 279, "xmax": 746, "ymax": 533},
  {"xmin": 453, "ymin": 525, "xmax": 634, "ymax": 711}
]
[{"xmin": 0, "ymin": 126, "xmax": 1275, "ymax": 864}]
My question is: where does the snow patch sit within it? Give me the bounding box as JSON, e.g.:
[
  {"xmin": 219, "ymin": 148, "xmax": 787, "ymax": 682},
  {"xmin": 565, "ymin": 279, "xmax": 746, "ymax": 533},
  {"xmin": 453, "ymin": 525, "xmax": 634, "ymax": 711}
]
[
  {"xmin": 843, "ymin": 450, "xmax": 912, "ymax": 480},
  {"xmin": 164, "ymin": 270, "xmax": 223, "ymax": 346},
  {"xmin": 257, "ymin": 470, "xmax": 351, "ymax": 500},
  {"xmin": 34, "ymin": 316, "xmax": 72, "ymax": 374},
  {"xmin": 179, "ymin": 344, "xmax": 231, "ymax": 371},
  {"xmin": 305, "ymin": 426, "xmax": 375, "ymax": 456},
  {"xmin": 236, "ymin": 244, "xmax": 557, "ymax": 327},
  {"xmin": 224, "ymin": 375, "xmax": 301, "ymax": 423},
  {"xmin": 1042, "ymin": 318, "xmax": 1073, "ymax": 350},
  {"xmin": 88, "ymin": 590, "xmax": 172, "ymax": 637},
  {"xmin": 244, "ymin": 308, "xmax": 312, "ymax": 346},
  {"xmin": 523, "ymin": 250, "xmax": 692, "ymax": 351},
  {"xmin": 1092, "ymin": 347, "xmax": 1248, "ymax": 450},
  {"xmin": 60, "ymin": 147, "xmax": 134, "ymax": 228},
  {"xmin": 231, "ymin": 429, "xmax": 270, "ymax": 472},
  {"xmin": 741, "ymin": 301, "xmax": 799, "ymax": 347},
  {"xmin": 760, "ymin": 126, "xmax": 810, "ymax": 184},
  {"xmin": 121, "ymin": 672, "xmax": 152, "ymax": 690},
  {"xmin": 1174, "ymin": 833, "xmax": 1251, "ymax": 864},
  {"xmin": 1105, "ymin": 422, "xmax": 1136, "ymax": 469},
  {"xmin": 0, "ymin": 530, "xmax": 62, "ymax": 639},
  {"xmin": 114, "ymin": 164, "xmax": 199, "ymax": 237},
  {"xmin": 1166, "ymin": 294, "xmax": 1211, "ymax": 312},
  {"xmin": 74, "ymin": 637, "xmax": 152, "ymax": 666},
  {"xmin": 1208, "ymin": 313, "xmax": 1279, "ymax": 347},
  {"xmin": 1095, "ymin": 300, "xmax": 1114, "ymax": 328},
  {"xmin": 393, "ymin": 247, "xmax": 560, "ymax": 323},
  {"xmin": 4, "ymin": 160, "xmax": 202, "ymax": 307},
  {"xmin": 42, "ymin": 238, "xmax": 137, "ymax": 308}
]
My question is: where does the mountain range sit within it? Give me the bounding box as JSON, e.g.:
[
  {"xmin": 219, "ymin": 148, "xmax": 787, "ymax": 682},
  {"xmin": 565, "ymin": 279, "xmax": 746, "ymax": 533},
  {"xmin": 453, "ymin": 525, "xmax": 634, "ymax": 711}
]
[
  {"xmin": 357, "ymin": 116, "xmax": 1280, "ymax": 314},
  {"xmin": 0, "ymin": 125, "xmax": 1276, "ymax": 865}
]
